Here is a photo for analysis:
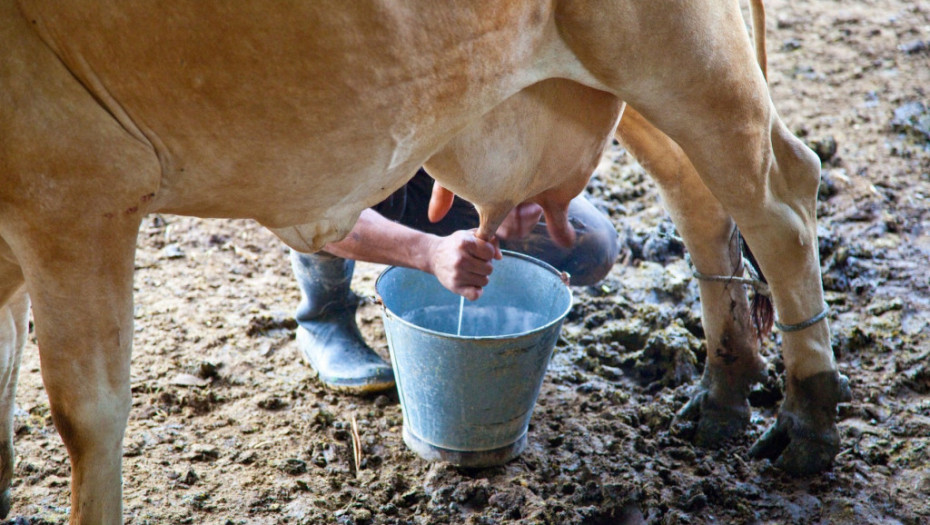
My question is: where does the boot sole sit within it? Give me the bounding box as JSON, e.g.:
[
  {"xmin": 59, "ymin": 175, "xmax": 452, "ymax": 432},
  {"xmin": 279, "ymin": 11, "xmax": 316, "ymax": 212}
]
[{"xmin": 299, "ymin": 344, "xmax": 396, "ymax": 394}]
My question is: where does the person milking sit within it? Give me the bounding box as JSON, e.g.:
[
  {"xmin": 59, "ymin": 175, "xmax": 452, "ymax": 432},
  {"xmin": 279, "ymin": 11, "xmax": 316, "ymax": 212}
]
[{"xmin": 290, "ymin": 168, "xmax": 619, "ymax": 393}]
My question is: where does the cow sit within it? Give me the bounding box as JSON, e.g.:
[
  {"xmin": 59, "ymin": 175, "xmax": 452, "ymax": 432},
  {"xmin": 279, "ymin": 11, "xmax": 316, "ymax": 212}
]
[{"xmin": 0, "ymin": 0, "xmax": 850, "ymax": 523}]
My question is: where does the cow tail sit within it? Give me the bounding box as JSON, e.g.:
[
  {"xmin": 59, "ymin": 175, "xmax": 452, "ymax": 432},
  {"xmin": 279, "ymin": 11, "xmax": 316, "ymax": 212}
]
[
  {"xmin": 739, "ymin": 232, "xmax": 774, "ymax": 339},
  {"xmin": 749, "ymin": 0, "xmax": 768, "ymax": 80},
  {"xmin": 744, "ymin": 0, "xmax": 772, "ymax": 339}
]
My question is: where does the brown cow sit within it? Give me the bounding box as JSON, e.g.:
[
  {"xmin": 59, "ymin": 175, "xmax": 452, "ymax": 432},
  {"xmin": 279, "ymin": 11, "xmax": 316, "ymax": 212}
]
[{"xmin": 0, "ymin": 1, "xmax": 848, "ymax": 522}]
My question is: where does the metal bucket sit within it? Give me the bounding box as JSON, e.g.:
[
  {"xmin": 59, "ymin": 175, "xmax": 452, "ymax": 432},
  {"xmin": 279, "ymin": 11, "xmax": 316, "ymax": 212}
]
[{"xmin": 376, "ymin": 251, "xmax": 572, "ymax": 467}]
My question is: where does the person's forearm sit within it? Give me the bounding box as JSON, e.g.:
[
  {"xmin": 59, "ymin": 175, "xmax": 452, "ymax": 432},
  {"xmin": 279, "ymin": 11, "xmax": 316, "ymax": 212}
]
[
  {"xmin": 323, "ymin": 208, "xmax": 501, "ymax": 299},
  {"xmin": 322, "ymin": 209, "xmax": 437, "ymax": 272}
]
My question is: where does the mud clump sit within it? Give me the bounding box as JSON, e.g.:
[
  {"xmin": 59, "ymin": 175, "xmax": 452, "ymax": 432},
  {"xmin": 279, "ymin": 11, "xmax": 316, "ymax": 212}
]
[
  {"xmin": 631, "ymin": 323, "xmax": 701, "ymax": 389},
  {"xmin": 891, "ymin": 101, "xmax": 930, "ymax": 144}
]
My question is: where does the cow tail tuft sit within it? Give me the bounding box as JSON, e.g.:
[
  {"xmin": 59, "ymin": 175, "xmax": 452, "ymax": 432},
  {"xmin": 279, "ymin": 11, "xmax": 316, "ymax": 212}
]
[{"xmin": 740, "ymin": 232, "xmax": 774, "ymax": 339}]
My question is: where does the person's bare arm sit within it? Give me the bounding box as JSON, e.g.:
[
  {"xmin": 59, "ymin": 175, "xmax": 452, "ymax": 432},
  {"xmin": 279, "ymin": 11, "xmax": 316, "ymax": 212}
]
[{"xmin": 322, "ymin": 209, "xmax": 501, "ymax": 300}]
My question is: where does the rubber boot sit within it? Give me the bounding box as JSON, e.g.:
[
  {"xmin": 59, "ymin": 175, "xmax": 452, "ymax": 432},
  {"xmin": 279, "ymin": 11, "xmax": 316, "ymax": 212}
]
[{"xmin": 290, "ymin": 250, "xmax": 394, "ymax": 393}]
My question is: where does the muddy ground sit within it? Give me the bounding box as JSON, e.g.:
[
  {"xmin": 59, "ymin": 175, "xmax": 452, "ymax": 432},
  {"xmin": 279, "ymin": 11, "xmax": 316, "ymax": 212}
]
[{"xmin": 5, "ymin": 0, "xmax": 930, "ymax": 523}]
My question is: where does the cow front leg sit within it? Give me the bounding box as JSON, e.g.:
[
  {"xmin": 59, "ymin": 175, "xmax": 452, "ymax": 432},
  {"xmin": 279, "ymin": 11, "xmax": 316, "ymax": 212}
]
[
  {"xmin": 0, "ymin": 257, "xmax": 28, "ymax": 518},
  {"xmin": 615, "ymin": 105, "xmax": 765, "ymax": 445},
  {"xmin": 18, "ymin": 232, "xmax": 137, "ymax": 525}
]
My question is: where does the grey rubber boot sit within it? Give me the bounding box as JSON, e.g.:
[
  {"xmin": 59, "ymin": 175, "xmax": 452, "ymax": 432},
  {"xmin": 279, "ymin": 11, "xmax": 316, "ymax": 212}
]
[{"xmin": 290, "ymin": 250, "xmax": 394, "ymax": 393}]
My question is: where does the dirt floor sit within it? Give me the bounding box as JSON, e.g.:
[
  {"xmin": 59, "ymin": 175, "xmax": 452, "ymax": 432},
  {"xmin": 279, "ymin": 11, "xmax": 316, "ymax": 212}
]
[{"xmin": 5, "ymin": 0, "xmax": 930, "ymax": 523}]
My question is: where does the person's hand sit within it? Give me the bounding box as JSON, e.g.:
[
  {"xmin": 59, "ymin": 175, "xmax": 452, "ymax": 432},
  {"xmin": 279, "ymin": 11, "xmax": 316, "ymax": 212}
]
[
  {"xmin": 495, "ymin": 202, "xmax": 543, "ymax": 240},
  {"xmin": 426, "ymin": 230, "xmax": 502, "ymax": 300}
]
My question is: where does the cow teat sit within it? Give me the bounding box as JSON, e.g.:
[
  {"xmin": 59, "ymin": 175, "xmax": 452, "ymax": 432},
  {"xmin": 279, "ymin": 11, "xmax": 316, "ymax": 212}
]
[{"xmin": 539, "ymin": 201, "xmax": 577, "ymax": 249}]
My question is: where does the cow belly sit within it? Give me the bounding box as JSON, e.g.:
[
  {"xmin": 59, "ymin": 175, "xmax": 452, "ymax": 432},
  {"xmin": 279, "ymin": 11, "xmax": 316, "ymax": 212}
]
[{"xmin": 17, "ymin": 0, "xmax": 554, "ymax": 234}]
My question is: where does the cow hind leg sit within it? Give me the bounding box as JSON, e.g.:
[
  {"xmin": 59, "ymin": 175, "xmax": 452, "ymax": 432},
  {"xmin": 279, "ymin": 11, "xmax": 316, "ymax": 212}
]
[
  {"xmin": 615, "ymin": 105, "xmax": 765, "ymax": 446},
  {"xmin": 737, "ymin": 121, "xmax": 853, "ymax": 475},
  {"xmin": 597, "ymin": 5, "xmax": 851, "ymax": 472},
  {"xmin": 0, "ymin": 254, "xmax": 27, "ymax": 518},
  {"xmin": 634, "ymin": 94, "xmax": 848, "ymax": 474}
]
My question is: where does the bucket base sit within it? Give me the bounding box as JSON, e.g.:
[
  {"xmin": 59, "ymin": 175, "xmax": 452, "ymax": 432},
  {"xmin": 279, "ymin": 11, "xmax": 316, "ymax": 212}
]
[{"xmin": 403, "ymin": 426, "xmax": 527, "ymax": 468}]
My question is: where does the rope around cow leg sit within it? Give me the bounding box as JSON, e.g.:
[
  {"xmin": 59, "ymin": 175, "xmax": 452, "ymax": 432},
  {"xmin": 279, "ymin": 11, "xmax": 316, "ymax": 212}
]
[
  {"xmin": 691, "ymin": 265, "xmax": 771, "ymax": 297},
  {"xmin": 773, "ymin": 302, "xmax": 831, "ymax": 332},
  {"xmin": 660, "ymin": 224, "xmax": 829, "ymax": 333},
  {"xmin": 687, "ymin": 253, "xmax": 771, "ymax": 298},
  {"xmin": 688, "ymin": 256, "xmax": 830, "ymax": 333}
]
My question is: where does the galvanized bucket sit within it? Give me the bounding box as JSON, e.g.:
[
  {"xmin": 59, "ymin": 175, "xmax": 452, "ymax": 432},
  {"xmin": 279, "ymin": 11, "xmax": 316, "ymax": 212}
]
[{"xmin": 376, "ymin": 251, "xmax": 572, "ymax": 467}]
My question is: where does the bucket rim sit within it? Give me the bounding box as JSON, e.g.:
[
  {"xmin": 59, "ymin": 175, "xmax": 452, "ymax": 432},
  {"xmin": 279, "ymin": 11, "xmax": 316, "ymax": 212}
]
[{"xmin": 375, "ymin": 250, "xmax": 573, "ymax": 341}]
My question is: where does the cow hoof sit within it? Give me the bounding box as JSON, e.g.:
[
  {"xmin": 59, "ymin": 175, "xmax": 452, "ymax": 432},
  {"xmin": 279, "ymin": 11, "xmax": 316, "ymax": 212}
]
[
  {"xmin": 674, "ymin": 388, "xmax": 750, "ymax": 447},
  {"xmin": 749, "ymin": 413, "xmax": 840, "ymax": 475},
  {"xmin": 749, "ymin": 371, "xmax": 852, "ymax": 475},
  {"xmin": 0, "ymin": 488, "xmax": 10, "ymax": 518}
]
